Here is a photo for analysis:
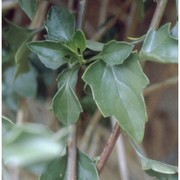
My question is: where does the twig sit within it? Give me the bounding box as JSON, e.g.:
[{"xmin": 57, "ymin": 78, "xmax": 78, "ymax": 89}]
[
  {"xmin": 67, "ymin": 1, "xmax": 87, "ymax": 179},
  {"xmin": 67, "ymin": 124, "xmax": 78, "ymax": 180},
  {"xmin": 98, "ymin": 0, "xmax": 109, "ymax": 27},
  {"xmin": 80, "ymin": 109, "xmax": 102, "ymax": 151},
  {"xmin": 77, "ymin": 0, "xmax": 88, "ymax": 30},
  {"xmin": 2, "ymin": 0, "xmax": 18, "ymax": 12},
  {"xmin": 149, "ymin": 0, "xmax": 168, "ymax": 30},
  {"xmin": 97, "ymin": 122, "xmax": 121, "ymax": 174},
  {"xmin": 144, "ymin": 76, "xmax": 178, "ymax": 96},
  {"xmin": 111, "ymin": 118, "xmax": 129, "ymax": 180}
]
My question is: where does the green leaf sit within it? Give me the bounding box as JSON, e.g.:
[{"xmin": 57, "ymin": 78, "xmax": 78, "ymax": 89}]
[
  {"xmin": 2, "ymin": 116, "xmax": 14, "ymax": 136},
  {"xmin": 52, "ymin": 68, "xmax": 83, "ymax": 125},
  {"xmin": 45, "ymin": 6, "xmax": 75, "ymax": 42},
  {"xmin": 86, "ymin": 40, "xmax": 104, "ymax": 51},
  {"xmin": 139, "ymin": 23, "xmax": 178, "ymax": 63},
  {"xmin": 130, "ymin": 139, "xmax": 178, "ymax": 179},
  {"xmin": 4, "ymin": 66, "xmax": 37, "ymax": 98},
  {"xmin": 73, "ymin": 30, "xmax": 86, "ymax": 53},
  {"xmin": 27, "ymin": 41, "xmax": 70, "ymax": 70},
  {"xmin": 98, "ymin": 40, "xmax": 134, "ymax": 65},
  {"xmin": 3, "ymin": 123, "xmax": 67, "ymax": 166},
  {"xmin": 40, "ymin": 150, "xmax": 99, "ymax": 180},
  {"xmin": 18, "ymin": 0, "xmax": 37, "ymax": 20},
  {"xmin": 82, "ymin": 53, "xmax": 149, "ymax": 143},
  {"xmin": 171, "ymin": 22, "xmax": 178, "ymax": 40}
]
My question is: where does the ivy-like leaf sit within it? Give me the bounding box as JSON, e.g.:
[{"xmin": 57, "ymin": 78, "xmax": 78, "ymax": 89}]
[
  {"xmin": 86, "ymin": 40, "xmax": 104, "ymax": 51},
  {"xmin": 40, "ymin": 150, "xmax": 99, "ymax": 180},
  {"xmin": 45, "ymin": 6, "xmax": 75, "ymax": 42},
  {"xmin": 18, "ymin": 0, "xmax": 37, "ymax": 20},
  {"xmin": 73, "ymin": 30, "xmax": 86, "ymax": 53},
  {"xmin": 3, "ymin": 123, "xmax": 66, "ymax": 166},
  {"xmin": 98, "ymin": 41, "xmax": 134, "ymax": 65},
  {"xmin": 27, "ymin": 41, "xmax": 70, "ymax": 70},
  {"xmin": 82, "ymin": 53, "xmax": 149, "ymax": 143},
  {"xmin": 139, "ymin": 23, "xmax": 178, "ymax": 63},
  {"xmin": 130, "ymin": 139, "xmax": 178, "ymax": 179},
  {"xmin": 52, "ymin": 68, "xmax": 83, "ymax": 125}
]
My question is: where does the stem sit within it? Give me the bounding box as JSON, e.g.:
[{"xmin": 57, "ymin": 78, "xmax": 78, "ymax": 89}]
[
  {"xmin": 144, "ymin": 76, "xmax": 177, "ymax": 96},
  {"xmin": 149, "ymin": 0, "xmax": 168, "ymax": 30},
  {"xmin": 67, "ymin": 125, "xmax": 78, "ymax": 180},
  {"xmin": 97, "ymin": 123, "xmax": 121, "ymax": 174},
  {"xmin": 77, "ymin": 0, "xmax": 87, "ymax": 29},
  {"xmin": 66, "ymin": 1, "xmax": 87, "ymax": 179}
]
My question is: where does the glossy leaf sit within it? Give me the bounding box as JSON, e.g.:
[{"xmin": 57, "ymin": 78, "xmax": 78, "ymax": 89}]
[
  {"xmin": 18, "ymin": 0, "xmax": 37, "ymax": 20},
  {"xmin": 130, "ymin": 139, "xmax": 178, "ymax": 179},
  {"xmin": 98, "ymin": 40, "xmax": 134, "ymax": 65},
  {"xmin": 27, "ymin": 41, "xmax": 70, "ymax": 70},
  {"xmin": 45, "ymin": 6, "xmax": 75, "ymax": 42},
  {"xmin": 3, "ymin": 123, "xmax": 67, "ymax": 166},
  {"xmin": 83, "ymin": 53, "xmax": 149, "ymax": 143},
  {"xmin": 52, "ymin": 68, "xmax": 83, "ymax": 125},
  {"xmin": 40, "ymin": 150, "xmax": 99, "ymax": 180},
  {"xmin": 139, "ymin": 23, "xmax": 178, "ymax": 63},
  {"xmin": 86, "ymin": 40, "xmax": 104, "ymax": 51},
  {"xmin": 73, "ymin": 30, "xmax": 86, "ymax": 53}
]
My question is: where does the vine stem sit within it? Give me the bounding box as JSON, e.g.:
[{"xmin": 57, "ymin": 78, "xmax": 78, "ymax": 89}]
[
  {"xmin": 66, "ymin": 124, "xmax": 78, "ymax": 180},
  {"xmin": 97, "ymin": 123, "xmax": 121, "ymax": 174},
  {"xmin": 149, "ymin": 0, "xmax": 168, "ymax": 29},
  {"xmin": 66, "ymin": 1, "xmax": 87, "ymax": 180}
]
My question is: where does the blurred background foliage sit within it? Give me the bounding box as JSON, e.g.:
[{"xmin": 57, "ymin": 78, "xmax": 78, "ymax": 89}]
[{"xmin": 2, "ymin": 0, "xmax": 178, "ymax": 179}]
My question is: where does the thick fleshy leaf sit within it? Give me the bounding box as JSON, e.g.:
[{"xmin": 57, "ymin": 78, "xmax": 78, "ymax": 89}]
[
  {"xmin": 86, "ymin": 40, "xmax": 104, "ymax": 51},
  {"xmin": 3, "ymin": 123, "xmax": 67, "ymax": 166},
  {"xmin": 52, "ymin": 68, "xmax": 82, "ymax": 125},
  {"xmin": 40, "ymin": 150, "xmax": 99, "ymax": 180},
  {"xmin": 82, "ymin": 53, "xmax": 149, "ymax": 143},
  {"xmin": 139, "ymin": 23, "xmax": 178, "ymax": 63},
  {"xmin": 45, "ymin": 6, "xmax": 75, "ymax": 42},
  {"xmin": 73, "ymin": 30, "xmax": 86, "ymax": 53},
  {"xmin": 27, "ymin": 41, "xmax": 70, "ymax": 70},
  {"xmin": 98, "ymin": 40, "xmax": 134, "ymax": 65},
  {"xmin": 130, "ymin": 139, "xmax": 178, "ymax": 179},
  {"xmin": 18, "ymin": 0, "xmax": 37, "ymax": 20}
]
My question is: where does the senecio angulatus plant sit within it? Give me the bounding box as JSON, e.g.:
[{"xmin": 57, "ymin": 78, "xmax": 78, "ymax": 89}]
[{"xmin": 2, "ymin": 1, "xmax": 178, "ymax": 180}]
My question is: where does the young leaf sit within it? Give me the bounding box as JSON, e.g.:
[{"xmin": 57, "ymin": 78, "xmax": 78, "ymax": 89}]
[
  {"xmin": 86, "ymin": 40, "xmax": 104, "ymax": 51},
  {"xmin": 130, "ymin": 139, "xmax": 178, "ymax": 179},
  {"xmin": 40, "ymin": 150, "xmax": 99, "ymax": 180},
  {"xmin": 45, "ymin": 6, "xmax": 75, "ymax": 42},
  {"xmin": 27, "ymin": 41, "xmax": 70, "ymax": 70},
  {"xmin": 52, "ymin": 68, "xmax": 83, "ymax": 125},
  {"xmin": 82, "ymin": 53, "xmax": 149, "ymax": 143},
  {"xmin": 98, "ymin": 40, "xmax": 134, "ymax": 65},
  {"xmin": 139, "ymin": 23, "xmax": 178, "ymax": 63},
  {"xmin": 73, "ymin": 30, "xmax": 86, "ymax": 53},
  {"xmin": 3, "ymin": 123, "xmax": 66, "ymax": 166},
  {"xmin": 18, "ymin": 0, "xmax": 37, "ymax": 20}
]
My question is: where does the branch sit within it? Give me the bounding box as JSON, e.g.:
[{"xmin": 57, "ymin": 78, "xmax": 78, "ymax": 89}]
[
  {"xmin": 80, "ymin": 109, "xmax": 102, "ymax": 151},
  {"xmin": 97, "ymin": 122, "xmax": 121, "ymax": 174},
  {"xmin": 66, "ymin": 124, "xmax": 78, "ymax": 180},
  {"xmin": 144, "ymin": 76, "xmax": 178, "ymax": 96},
  {"xmin": 149, "ymin": 0, "xmax": 168, "ymax": 29}
]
